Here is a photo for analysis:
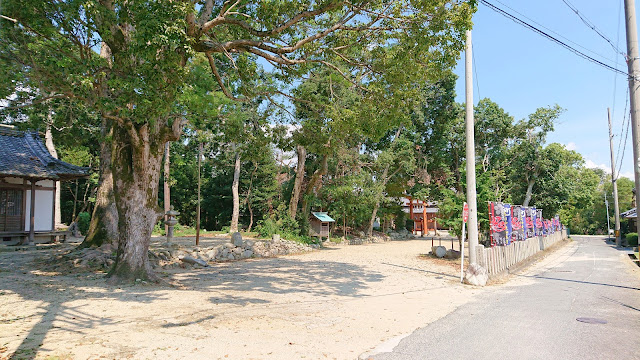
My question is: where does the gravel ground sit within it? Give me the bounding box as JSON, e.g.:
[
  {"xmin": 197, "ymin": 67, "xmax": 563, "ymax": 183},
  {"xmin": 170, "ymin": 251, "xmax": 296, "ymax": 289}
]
[{"xmin": 0, "ymin": 236, "xmax": 483, "ymax": 360}]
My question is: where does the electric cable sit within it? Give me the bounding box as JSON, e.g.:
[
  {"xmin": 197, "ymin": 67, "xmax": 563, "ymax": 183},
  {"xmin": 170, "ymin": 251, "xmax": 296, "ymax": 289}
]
[
  {"xmin": 493, "ymin": 0, "xmax": 621, "ymax": 64},
  {"xmin": 616, "ymin": 89, "xmax": 630, "ymax": 180},
  {"xmin": 472, "ymin": 44, "xmax": 481, "ymax": 101},
  {"xmin": 480, "ymin": 0, "xmax": 630, "ymax": 78},
  {"xmin": 560, "ymin": 0, "xmax": 627, "ymax": 58}
]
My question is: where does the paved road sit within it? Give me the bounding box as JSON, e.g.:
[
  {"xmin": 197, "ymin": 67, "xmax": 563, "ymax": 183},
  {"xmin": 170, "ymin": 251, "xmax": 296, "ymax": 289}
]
[{"xmin": 370, "ymin": 236, "xmax": 640, "ymax": 360}]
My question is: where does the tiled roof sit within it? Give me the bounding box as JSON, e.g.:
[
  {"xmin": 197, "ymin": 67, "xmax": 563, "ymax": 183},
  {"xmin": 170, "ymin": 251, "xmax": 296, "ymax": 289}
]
[
  {"xmin": 0, "ymin": 128, "xmax": 89, "ymax": 180},
  {"xmin": 621, "ymin": 208, "xmax": 636, "ymax": 219}
]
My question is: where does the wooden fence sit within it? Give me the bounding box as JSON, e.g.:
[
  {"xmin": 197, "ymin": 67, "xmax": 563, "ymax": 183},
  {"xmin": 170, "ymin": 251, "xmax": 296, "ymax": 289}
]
[{"xmin": 475, "ymin": 229, "xmax": 567, "ymax": 276}]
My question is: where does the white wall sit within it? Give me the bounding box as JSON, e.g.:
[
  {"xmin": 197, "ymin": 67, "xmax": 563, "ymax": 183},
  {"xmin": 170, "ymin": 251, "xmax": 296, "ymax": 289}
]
[
  {"xmin": 24, "ymin": 189, "xmax": 54, "ymax": 231},
  {"xmin": 4, "ymin": 177, "xmax": 23, "ymax": 185},
  {"xmin": 37, "ymin": 180, "xmax": 54, "ymax": 187}
]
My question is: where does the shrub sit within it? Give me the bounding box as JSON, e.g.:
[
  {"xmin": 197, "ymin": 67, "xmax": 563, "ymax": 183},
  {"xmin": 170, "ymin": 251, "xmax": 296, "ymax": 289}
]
[
  {"xmin": 153, "ymin": 221, "xmax": 165, "ymax": 236},
  {"xmin": 254, "ymin": 212, "xmax": 315, "ymax": 245},
  {"xmin": 255, "ymin": 218, "xmax": 278, "ymax": 238},
  {"xmin": 626, "ymin": 232, "xmax": 638, "ymax": 246},
  {"xmin": 77, "ymin": 212, "xmax": 91, "ymax": 235},
  {"xmin": 405, "ymin": 219, "xmax": 413, "ymax": 232}
]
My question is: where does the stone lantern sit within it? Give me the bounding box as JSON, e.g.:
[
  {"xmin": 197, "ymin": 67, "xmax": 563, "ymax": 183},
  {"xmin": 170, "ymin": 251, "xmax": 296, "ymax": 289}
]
[{"xmin": 164, "ymin": 206, "xmax": 180, "ymax": 244}]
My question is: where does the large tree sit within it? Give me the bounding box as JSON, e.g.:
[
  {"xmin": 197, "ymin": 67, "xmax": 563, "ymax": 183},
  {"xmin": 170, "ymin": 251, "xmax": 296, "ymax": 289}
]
[{"xmin": 1, "ymin": 0, "xmax": 474, "ymax": 282}]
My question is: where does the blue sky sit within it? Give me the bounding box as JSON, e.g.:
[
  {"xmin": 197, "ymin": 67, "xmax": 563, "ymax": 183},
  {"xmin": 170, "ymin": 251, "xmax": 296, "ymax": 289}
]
[{"xmin": 453, "ymin": 0, "xmax": 635, "ymax": 179}]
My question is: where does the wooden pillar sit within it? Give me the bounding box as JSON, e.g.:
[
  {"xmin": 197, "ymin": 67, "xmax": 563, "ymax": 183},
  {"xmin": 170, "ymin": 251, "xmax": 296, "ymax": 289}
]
[
  {"xmin": 28, "ymin": 179, "xmax": 36, "ymax": 245},
  {"xmin": 408, "ymin": 196, "xmax": 414, "ymax": 234},
  {"xmin": 422, "ymin": 202, "xmax": 427, "ymax": 237}
]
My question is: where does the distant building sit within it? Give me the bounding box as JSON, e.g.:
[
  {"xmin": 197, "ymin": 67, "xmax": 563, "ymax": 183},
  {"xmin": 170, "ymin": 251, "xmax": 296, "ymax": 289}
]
[
  {"xmin": 621, "ymin": 207, "xmax": 636, "ymax": 231},
  {"xmin": 400, "ymin": 196, "xmax": 440, "ymax": 235},
  {"xmin": 0, "ymin": 127, "xmax": 89, "ymax": 245}
]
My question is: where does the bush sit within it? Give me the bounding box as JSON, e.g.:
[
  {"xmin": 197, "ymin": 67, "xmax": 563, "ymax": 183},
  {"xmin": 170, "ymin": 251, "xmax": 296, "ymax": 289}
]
[
  {"xmin": 254, "ymin": 211, "xmax": 315, "ymax": 245},
  {"xmin": 77, "ymin": 212, "xmax": 91, "ymax": 235},
  {"xmin": 405, "ymin": 219, "xmax": 413, "ymax": 232},
  {"xmin": 626, "ymin": 232, "xmax": 638, "ymax": 246},
  {"xmin": 255, "ymin": 218, "xmax": 278, "ymax": 238},
  {"xmin": 153, "ymin": 221, "xmax": 166, "ymax": 236}
]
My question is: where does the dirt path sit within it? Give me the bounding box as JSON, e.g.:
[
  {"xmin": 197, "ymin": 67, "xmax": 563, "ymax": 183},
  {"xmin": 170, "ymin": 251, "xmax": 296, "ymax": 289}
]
[{"xmin": 0, "ymin": 239, "xmax": 484, "ymax": 360}]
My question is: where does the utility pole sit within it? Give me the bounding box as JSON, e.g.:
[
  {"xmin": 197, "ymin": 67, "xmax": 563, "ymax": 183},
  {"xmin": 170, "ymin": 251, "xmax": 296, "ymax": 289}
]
[
  {"xmin": 605, "ymin": 191, "xmax": 611, "ymax": 240},
  {"xmin": 465, "ymin": 30, "xmax": 479, "ymax": 264},
  {"xmin": 608, "ymin": 108, "xmax": 621, "ymax": 245},
  {"xmin": 624, "ymin": 0, "xmax": 640, "ymax": 239},
  {"xmin": 196, "ymin": 142, "xmax": 202, "ymax": 246}
]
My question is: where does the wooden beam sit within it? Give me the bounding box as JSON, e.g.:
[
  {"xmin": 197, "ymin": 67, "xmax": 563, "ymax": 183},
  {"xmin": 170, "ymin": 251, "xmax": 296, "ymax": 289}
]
[
  {"xmin": 28, "ymin": 179, "xmax": 35, "ymax": 245},
  {"xmin": 408, "ymin": 196, "xmax": 414, "ymax": 234},
  {"xmin": 422, "ymin": 202, "xmax": 427, "ymax": 237}
]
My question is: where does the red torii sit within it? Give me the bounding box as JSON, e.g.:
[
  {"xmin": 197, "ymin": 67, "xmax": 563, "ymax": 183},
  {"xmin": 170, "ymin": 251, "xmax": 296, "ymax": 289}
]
[{"xmin": 407, "ymin": 196, "xmax": 433, "ymax": 236}]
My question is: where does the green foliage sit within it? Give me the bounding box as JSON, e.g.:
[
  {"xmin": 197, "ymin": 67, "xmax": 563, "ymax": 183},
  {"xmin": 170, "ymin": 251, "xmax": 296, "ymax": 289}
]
[
  {"xmin": 437, "ymin": 188, "xmax": 465, "ymax": 238},
  {"xmin": 626, "ymin": 233, "xmax": 638, "ymax": 247},
  {"xmin": 255, "ymin": 218, "xmax": 279, "ymax": 239},
  {"xmin": 321, "ymin": 171, "xmax": 378, "ymax": 235},
  {"xmin": 1, "ymin": 0, "xmax": 477, "ymax": 270},
  {"xmin": 153, "ymin": 221, "xmax": 166, "ymax": 236},
  {"xmin": 77, "ymin": 212, "xmax": 91, "ymax": 235},
  {"xmin": 254, "ymin": 206, "xmax": 315, "ymax": 245}
]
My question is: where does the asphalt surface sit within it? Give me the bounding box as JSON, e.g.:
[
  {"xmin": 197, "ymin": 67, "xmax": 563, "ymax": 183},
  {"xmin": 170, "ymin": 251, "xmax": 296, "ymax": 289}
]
[{"xmin": 370, "ymin": 236, "xmax": 640, "ymax": 360}]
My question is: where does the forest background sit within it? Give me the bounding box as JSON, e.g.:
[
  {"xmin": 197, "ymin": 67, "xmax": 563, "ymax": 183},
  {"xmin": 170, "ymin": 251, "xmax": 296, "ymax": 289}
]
[
  {"xmin": 0, "ymin": 0, "xmax": 634, "ymax": 282},
  {"xmin": 4, "ymin": 70, "xmax": 630, "ymax": 242}
]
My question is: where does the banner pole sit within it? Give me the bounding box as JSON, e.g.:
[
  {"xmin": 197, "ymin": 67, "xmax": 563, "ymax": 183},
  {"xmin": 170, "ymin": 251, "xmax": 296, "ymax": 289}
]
[{"xmin": 460, "ymin": 220, "xmax": 466, "ymax": 283}]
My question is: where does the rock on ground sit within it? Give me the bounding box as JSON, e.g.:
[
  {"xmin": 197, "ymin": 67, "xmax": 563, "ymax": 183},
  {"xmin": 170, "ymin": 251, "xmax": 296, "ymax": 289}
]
[{"xmin": 464, "ymin": 263, "xmax": 488, "ymax": 286}]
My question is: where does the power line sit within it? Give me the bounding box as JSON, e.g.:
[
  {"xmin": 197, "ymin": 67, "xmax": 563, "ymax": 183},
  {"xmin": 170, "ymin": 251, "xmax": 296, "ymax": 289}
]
[
  {"xmin": 616, "ymin": 87, "xmax": 630, "ymax": 180},
  {"xmin": 479, "ymin": 0, "xmax": 629, "ymax": 77},
  {"xmin": 615, "ymin": 86, "xmax": 628, "ymax": 167},
  {"xmin": 616, "ymin": 112, "xmax": 630, "ymax": 180},
  {"xmin": 493, "ymin": 0, "xmax": 620, "ymax": 65},
  {"xmin": 612, "ymin": 0, "xmax": 625, "ymax": 168},
  {"xmin": 472, "ymin": 44, "xmax": 481, "ymax": 101},
  {"xmin": 560, "ymin": 0, "xmax": 627, "ymax": 58}
]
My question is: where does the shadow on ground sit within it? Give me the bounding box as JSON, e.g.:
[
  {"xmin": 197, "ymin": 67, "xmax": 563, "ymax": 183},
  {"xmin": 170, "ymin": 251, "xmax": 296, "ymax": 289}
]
[
  {"xmin": 0, "ymin": 244, "xmax": 385, "ymax": 359},
  {"xmin": 175, "ymin": 257, "xmax": 385, "ymax": 299}
]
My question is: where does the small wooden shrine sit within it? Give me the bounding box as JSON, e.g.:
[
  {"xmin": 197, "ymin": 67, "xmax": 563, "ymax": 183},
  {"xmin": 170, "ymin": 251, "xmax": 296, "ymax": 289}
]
[
  {"xmin": 404, "ymin": 196, "xmax": 439, "ymax": 236},
  {"xmin": 309, "ymin": 212, "xmax": 335, "ymax": 240}
]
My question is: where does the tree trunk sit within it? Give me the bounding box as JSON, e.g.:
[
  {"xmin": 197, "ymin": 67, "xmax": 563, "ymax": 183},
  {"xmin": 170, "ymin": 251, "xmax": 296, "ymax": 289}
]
[
  {"xmin": 367, "ymin": 127, "xmax": 401, "ymax": 237},
  {"xmin": 523, "ymin": 178, "xmax": 535, "ymax": 207},
  {"xmin": 248, "ymin": 202, "xmax": 254, "ymax": 232},
  {"xmin": 368, "ymin": 201, "xmax": 382, "ymax": 238},
  {"xmin": 301, "ymin": 154, "xmax": 328, "ymax": 216},
  {"xmin": 229, "ymin": 145, "xmax": 241, "ymax": 233},
  {"xmin": 44, "ymin": 123, "xmax": 62, "ymax": 227},
  {"xmin": 289, "ymin": 145, "xmax": 306, "ymax": 219},
  {"xmin": 82, "ymin": 123, "xmax": 118, "ymax": 248},
  {"xmin": 163, "ymin": 142, "xmax": 171, "ymax": 234},
  {"xmin": 368, "ymin": 164, "xmax": 392, "ymax": 237},
  {"xmin": 72, "ymin": 180, "xmax": 78, "ymax": 219},
  {"xmin": 246, "ymin": 161, "xmax": 257, "ymax": 232},
  {"xmin": 343, "ymin": 215, "xmax": 347, "ymax": 238},
  {"xmin": 83, "ymin": 42, "xmax": 118, "ymax": 248},
  {"xmin": 108, "ymin": 123, "xmax": 167, "ymax": 283}
]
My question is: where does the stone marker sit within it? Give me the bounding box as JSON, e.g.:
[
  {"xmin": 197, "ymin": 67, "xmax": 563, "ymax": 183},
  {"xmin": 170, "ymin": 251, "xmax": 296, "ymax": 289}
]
[
  {"xmin": 231, "ymin": 232, "xmax": 243, "ymax": 246},
  {"xmin": 464, "ymin": 263, "xmax": 488, "ymax": 286}
]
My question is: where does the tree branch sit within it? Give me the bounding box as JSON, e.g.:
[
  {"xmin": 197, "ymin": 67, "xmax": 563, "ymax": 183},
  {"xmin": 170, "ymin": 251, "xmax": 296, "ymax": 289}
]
[
  {"xmin": 1, "ymin": 94, "xmax": 69, "ymax": 110},
  {"xmin": 201, "ymin": 1, "xmax": 344, "ymax": 36},
  {"xmin": 205, "ymin": 53, "xmax": 248, "ymax": 102}
]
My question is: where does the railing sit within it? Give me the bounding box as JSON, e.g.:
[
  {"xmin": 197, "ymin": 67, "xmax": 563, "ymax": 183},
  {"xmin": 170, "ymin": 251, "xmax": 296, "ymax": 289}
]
[{"xmin": 475, "ymin": 229, "xmax": 567, "ymax": 276}]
